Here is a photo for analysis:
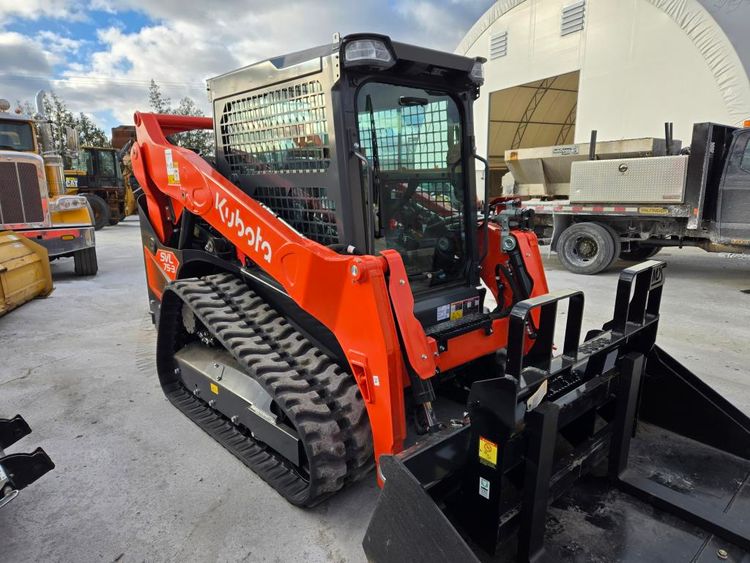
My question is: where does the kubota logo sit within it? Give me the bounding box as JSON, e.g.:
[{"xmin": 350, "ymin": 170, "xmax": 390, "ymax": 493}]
[{"xmin": 215, "ymin": 193, "xmax": 273, "ymax": 263}]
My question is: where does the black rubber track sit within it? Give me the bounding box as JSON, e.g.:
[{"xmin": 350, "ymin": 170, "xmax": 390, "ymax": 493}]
[{"xmin": 156, "ymin": 272, "xmax": 373, "ymax": 507}]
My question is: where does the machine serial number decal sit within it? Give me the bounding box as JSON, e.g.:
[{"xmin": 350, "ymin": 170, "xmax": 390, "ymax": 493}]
[
  {"xmin": 552, "ymin": 145, "xmax": 579, "ymax": 156},
  {"xmin": 215, "ymin": 194, "xmax": 273, "ymax": 263},
  {"xmin": 479, "ymin": 436, "xmax": 498, "ymax": 468},
  {"xmin": 156, "ymin": 249, "xmax": 179, "ymax": 279},
  {"xmin": 437, "ymin": 304, "xmax": 450, "ymax": 322}
]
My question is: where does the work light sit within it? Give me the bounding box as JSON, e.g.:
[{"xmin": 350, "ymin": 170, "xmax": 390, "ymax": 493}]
[
  {"xmin": 470, "ymin": 60, "xmax": 485, "ymax": 85},
  {"xmin": 343, "ymin": 39, "xmax": 394, "ymax": 68}
]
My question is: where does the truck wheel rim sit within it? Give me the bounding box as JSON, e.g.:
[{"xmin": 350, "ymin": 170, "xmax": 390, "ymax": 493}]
[{"xmin": 571, "ymin": 236, "xmax": 598, "ymax": 263}]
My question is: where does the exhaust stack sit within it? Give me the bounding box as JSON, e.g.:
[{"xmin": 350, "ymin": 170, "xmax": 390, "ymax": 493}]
[
  {"xmin": 665, "ymin": 121, "xmax": 674, "ymax": 156},
  {"xmin": 34, "ymin": 90, "xmax": 65, "ymax": 197},
  {"xmin": 34, "ymin": 90, "xmax": 55, "ymax": 155}
]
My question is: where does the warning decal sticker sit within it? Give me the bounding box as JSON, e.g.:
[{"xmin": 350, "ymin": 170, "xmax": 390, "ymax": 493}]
[
  {"xmin": 164, "ymin": 148, "xmax": 181, "ymax": 185},
  {"xmin": 439, "ymin": 296, "xmax": 481, "ymax": 323},
  {"xmin": 450, "ymin": 301, "xmax": 463, "ymax": 321},
  {"xmin": 479, "ymin": 436, "xmax": 498, "ymax": 468},
  {"xmin": 210, "ymin": 383, "xmax": 219, "ymax": 395},
  {"xmin": 479, "ymin": 477, "xmax": 490, "ymax": 499}
]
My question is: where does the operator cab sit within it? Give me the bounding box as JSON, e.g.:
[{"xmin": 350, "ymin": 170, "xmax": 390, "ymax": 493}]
[
  {"xmin": 209, "ymin": 34, "xmax": 487, "ymax": 333},
  {"xmin": 65, "ymin": 147, "xmax": 122, "ymax": 189},
  {"xmin": 345, "ymin": 36, "xmax": 486, "ymax": 331}
]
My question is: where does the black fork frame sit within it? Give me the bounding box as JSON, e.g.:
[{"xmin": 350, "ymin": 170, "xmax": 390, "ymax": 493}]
[
  {"xmin": 364, "ymin": 260, "xmax": 750, "ymax": 562},
  {"xmin": 458, "ymin": 261, "xmax": 664, "ymax": 556}
]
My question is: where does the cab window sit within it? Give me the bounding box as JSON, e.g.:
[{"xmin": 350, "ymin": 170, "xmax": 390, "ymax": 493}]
[
  {"xmin": 739, "ymin": 136, "xmax": 750, "ymax": 173},
  {"xmin": 0, "ymin": 121, "xmax": 34, "ymax": 152},
  {"xmin": 97, "ymin": 150, "xmax": 117, "ymax": 177},
  {"xmin": 356, "ymin": 82, "xmax": 466, "ymax": 293}
]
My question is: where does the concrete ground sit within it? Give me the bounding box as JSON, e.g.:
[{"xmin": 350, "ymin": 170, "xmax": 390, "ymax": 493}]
[{"xmin": 1, "ymin": 216, "xmax": 748, "ymax": 562}]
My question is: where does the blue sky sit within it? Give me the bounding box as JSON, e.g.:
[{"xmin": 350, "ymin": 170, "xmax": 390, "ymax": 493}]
[{"xmin": 0, "ymin": 0, "xmax": 494, "ymax": 135}]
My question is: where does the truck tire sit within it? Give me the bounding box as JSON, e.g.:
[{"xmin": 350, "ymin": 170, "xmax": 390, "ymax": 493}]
[
  {"xmin": 109, "ymin": 201, "xmax": 127, "ymax": 225},
  {"xmin": 621, "ymin": 244, "xmax": 660, "ymax": 261},
  {"xmin": 83, "ymin": 194, "xmax": 110, "ymax": 231},
  {"xmin": 602, "ymin": 223, "xmax": 622, "ymax": 268},
  {"xmin": 556, "ymin": 222, "xmax": 618, "ymax": 275},
  {"xmin": 73, "ymin": 247, "xmax": 98, "ymax": 276}
]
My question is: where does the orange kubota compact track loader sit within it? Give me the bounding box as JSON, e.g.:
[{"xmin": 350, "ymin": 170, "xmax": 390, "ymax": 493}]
[{"xmin": 132, "ymin": 34, "xmax": 750, "ymax": 561}]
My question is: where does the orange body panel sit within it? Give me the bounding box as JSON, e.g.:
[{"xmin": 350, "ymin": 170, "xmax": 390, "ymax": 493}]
[
  {"xmin": 132, "ymin": 112, "xmax": 548, "ymax": 467},
  {"xmin": 437, "ymin": 228, "xmax": 548, "ymax": 372}
]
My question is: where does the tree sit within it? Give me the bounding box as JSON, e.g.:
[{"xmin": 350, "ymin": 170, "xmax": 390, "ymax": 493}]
[
  {"xmin": 147, "ymin": 80, "xmax": 214, "ymax": 156},
  {"xmin": 148, "ymin": 79, "xmax": 171, "ymax": 114},
  {"xmin": 42, "ymin": 91, "xmax": 77, "ymax": 154},
  {"xmin": 76, "ymin": 112, "xmax": 109, "ymax": 147},
  {"xmin": 173, "ymin": 96, "xmax": 214, "ymax": 155},
  {"xmin": 38, "ymin": 91, "xmax": 110, "ymax": 152}
]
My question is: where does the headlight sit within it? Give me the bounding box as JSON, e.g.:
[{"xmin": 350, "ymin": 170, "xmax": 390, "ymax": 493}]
[
  {"xmin": 343, "ymin": 39, "xmax": 394, "ymax": 67},
  {"xmin": 50, "ymin": 196, "xmax": 88, "ymax": 212},
  {"xmin": 470, "ymin": 60, "xmax": 485, "ymax": 86}
]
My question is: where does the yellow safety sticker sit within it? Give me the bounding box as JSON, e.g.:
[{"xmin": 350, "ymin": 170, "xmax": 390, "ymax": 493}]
[
  {"xmin": 479, "ymin": 436, "xmax": 498, "ymax": 468},
  {"xmin": 210, "ymin": 383, "xmax": 219, "ymax": 395},
  {"xmin": 165, "ymin": 148, "xmax": 181, "ymax": 185}
]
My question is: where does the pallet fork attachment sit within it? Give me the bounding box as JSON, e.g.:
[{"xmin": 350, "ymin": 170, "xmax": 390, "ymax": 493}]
[
  {"xmin": 364, "ymin": 261, "xmax": 750, "ymax": 561},
  {"xmin": 0, "ymin": 415, "xmax": 55, "ymax": 510}
]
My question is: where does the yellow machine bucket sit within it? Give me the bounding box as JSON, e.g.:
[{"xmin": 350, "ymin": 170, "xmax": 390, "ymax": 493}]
[{"xmin": 0, "ymin": 231, "xmax": 53, "ymax": 316}]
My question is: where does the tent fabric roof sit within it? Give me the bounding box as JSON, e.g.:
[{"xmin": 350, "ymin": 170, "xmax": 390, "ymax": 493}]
[{"xmin": 487, "ymin": 71, "xmax": 579, "ymax": 164}]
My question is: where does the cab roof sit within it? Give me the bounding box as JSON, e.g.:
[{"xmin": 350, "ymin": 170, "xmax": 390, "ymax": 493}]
[{"xmin": 207, "ymin": 33, "xmax": 479, "ymax": 101}]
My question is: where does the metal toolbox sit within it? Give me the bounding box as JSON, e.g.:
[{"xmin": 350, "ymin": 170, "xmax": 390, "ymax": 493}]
[{"xmin": 570, "ymin": 155, "xmax": 688, "ymax": 203}]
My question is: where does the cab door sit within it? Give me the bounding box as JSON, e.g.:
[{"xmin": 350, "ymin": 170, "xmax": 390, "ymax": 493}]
[{"xmin": 718, "ymin": 130, "xmax": 750, "ymax": 243}]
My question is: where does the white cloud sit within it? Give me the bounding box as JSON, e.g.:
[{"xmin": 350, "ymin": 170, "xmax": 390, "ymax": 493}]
[
  {"xmin": 52, "ymin": 22, "xmax": 228, "ymax": 126},
  {"xmin": 36, "ymin": 30, "xmax": 89, "ymax": 65},
  {"xmin": 37, "ymin": 30, "xmax": 87, "ymax": 53},
  {"xmin": 4, "ymin": 0, "xmax": 493, "ymax": 132},
  {"xmin": 0, "ymin": 0, "xmax": 87, "ymax": 25},
  {"xmin": 395, "ymin": 1, "xmax": 475, "ymax": 43},
  {"xmin": 0, "ymin": 31, "xmax": 53, "ymax": 107}
]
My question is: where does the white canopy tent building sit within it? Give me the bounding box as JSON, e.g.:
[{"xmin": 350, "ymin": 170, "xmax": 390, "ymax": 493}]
[{"xmin": 456, "ymin": 0, "xmax": 750, "ymax": 193}]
